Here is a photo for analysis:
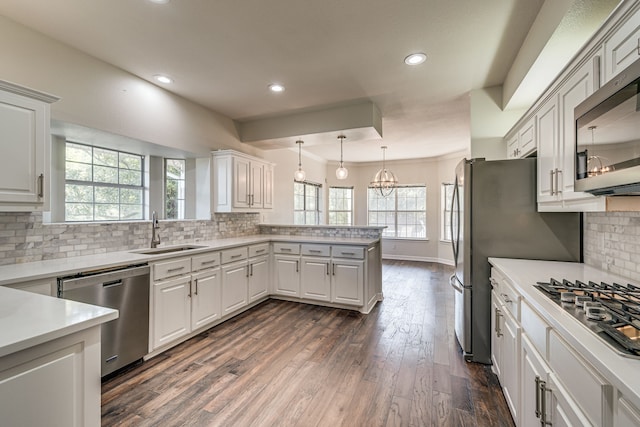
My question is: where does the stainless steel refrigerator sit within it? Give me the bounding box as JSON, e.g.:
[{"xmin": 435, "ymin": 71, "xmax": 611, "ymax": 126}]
[{"xmin": 450, "ymin": 158, "xmax": 581, "ymax": 364}]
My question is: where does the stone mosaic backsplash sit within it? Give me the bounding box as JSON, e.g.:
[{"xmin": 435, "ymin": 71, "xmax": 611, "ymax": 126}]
[
  {"xmin": 259, "ymin": 224, "xmax": 383, "ymax": 239},
  {"xmin": 584, "ymin": 212, "xmax": 640, "ymax": 282},
  {"xmin": 0, "ymin": 212, "xmax": 260, "ymax": 265}
]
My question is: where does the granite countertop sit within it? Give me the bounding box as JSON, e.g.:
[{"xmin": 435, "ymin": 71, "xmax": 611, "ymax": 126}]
[
  {"xmin": 489, "ymin": 257, "xmax": 640, "ymax": 410},
  {"xmin": 0, "ymin": 286, "xmax": 117, "ymax": 357},
  {"xmin": 0, "ymin": 234, "xmax": 380, "ymax": 287}
]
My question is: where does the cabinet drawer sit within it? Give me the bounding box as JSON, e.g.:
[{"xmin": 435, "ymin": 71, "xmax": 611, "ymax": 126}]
[
  {"xmin": 548, "ymin": 330, "xmax": 613, "ymax": 426},
  {"xmin": 153, "ymin": 257, "xmax": 191, "ymax": 281},
  {"xmin": 301, "ymin": 244, "xmax": 330, "ymax": 257},
  {"xmin": 249, "ymin": 243, "xmax": 269, "ymax": 258},
  {"xmin": 221, "ymin": 247, "xmax": 248, "ymax": 264},
  {"xmin": 331, "ymin": 246, "xmax": 365, "ymax": 259},
  {"xmin": 192, "ymin": 252, "xmax": 220, "ymax": 271},
  {"xmin": 496, "ymin": 278, "xmax": 521, "ymax": 320},
  {"xmin": 273, "ymin": 242, "xmax": 300, "ymax": 255},
  {"xmin": 521, "ymin": 302, "xmax": 549, "ymax": 358}
]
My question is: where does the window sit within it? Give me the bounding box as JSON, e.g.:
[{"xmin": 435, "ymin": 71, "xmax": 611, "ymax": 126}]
[
  {"xmin": 367, "ymin": 185, "xmax": 426, "ymax": 239},
  {"xmin": 294, "ymin": 181, "xmax": 321, "ymax": 225},
  {"xmin": 165, "ymin": 159, "xmax": 186, "ymax": 220},
  {"xmin": 65, "ymin": 142, "xmax": 144, "ymax": 221},
  {"xmin": 328, "ymin": 187, "xmax": 353, "ymax": 225},
  {"xmin": 441, "ymin": 183, "xmax": 454, "ymax": 241}
]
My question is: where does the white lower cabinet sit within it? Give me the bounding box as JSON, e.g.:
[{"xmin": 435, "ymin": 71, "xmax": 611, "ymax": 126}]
[
  {"xmin": 547, "ymin": 374, "xmax": 592, "ymax": 427},
  {"xmin": 3, "ymin": 277, "xmax": 55, "ymax": 296},
  {"xmin": 191, "ymin": 268, "xmax": 221, "ymax": 330},
  {"xmin": 152, "ymin": 275, "xmax": 192, "ymax": 349},
  {"xmin": 616, "ymin": 397, "xmax": 640, "ymax": 427},
  {"xmin": 331, "ymin": 258, "xmax": 364, "ymax": 306},
  {"xmin": 301, "ymin": 256, "xmax": 331, "ymax": 301},
  {"xmin": 221, "ymin": 259, "xmax": 249, "ymax": 315},
  {"xmin": 273, "ymin": 254, "xmax": 301, "ymax": 297},
  {"xmin": 248, "ymin": 254, "xmax": 269, "ymax": 302}
]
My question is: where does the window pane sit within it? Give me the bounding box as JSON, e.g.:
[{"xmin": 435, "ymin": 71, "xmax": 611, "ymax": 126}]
[
  {"xmin": 120, "ymin": 153, "xmax": 142, "ymax": 171},
  {"xmin": 95, "ymin": 186, "xmax": 119, "ymax": 204},
  {"xmin": 121, "ymin": 188, "xmax": 142, "ymax": 205},
  {"xmin": 95, "ymin": 204, "xmax": 120, "ymax": 221},
  {"xmin": 93, "ymin": 147, "xmax": 118, "ymax": 167},
  {"xmin": 65, "ymin": 184, "xmax": 93, "ymax": 203},
  {"xmin": 66, "ymin": 203, "xmax": 93, "ymax": 222},
  {"xmin": 65, "ymin": 162, "xmax": 92, "ymax": 181},
  {"xmin": 120, "ymin": 169, "xmax": 142, "ymax": 186},
  {"xmin": 66, "ymin": 143, "xmax": 92, "ymax": 163},
  {"xmin": 94, "ymin": 165, "xmax": 118, "ymax": 184},
  {"xmin": 121, "ymin": 204, "xmax": 143, "ymax": 220}
]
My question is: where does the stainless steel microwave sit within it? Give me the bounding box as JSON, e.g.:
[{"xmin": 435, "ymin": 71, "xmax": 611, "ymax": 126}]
[{"xmin": 575, "ymin": 57, "xmax": 640, "ymax": 196}]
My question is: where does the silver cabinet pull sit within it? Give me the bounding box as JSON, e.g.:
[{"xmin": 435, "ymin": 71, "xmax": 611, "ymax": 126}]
[
  {"xmin": 495, "ymin": 307, "xmax": 503, "ymax": 337},
  {"xmin": 167, "ymin": 266, "xmax": 185, "ymax": 273},
  {"xmin": 37, "ymin": 173, "xmax": 44, "ymax": 198},
  {"xmin": 295, "ymin": 260, "xmax": 299, "ymax": 273},
  {"xmin": 194, "ymin": 278, "xmax": 198, "ymax": 295},
  {"xmin": 326, "ymin": 262, "xmax": 330, "ymax": 275},
  {"xmin": 246, "ymin": 265, "xmax": 250, "ymax": 277},
  {"xmin": 549, "ymin": 170, "xmax": 555, "ymax": 195},
  {"xmin": 255, "ymin": 248, "xmax": 266, "ymax": 253},
  {"xmin": 341, "ymin": 252, "xmax": 355, "ymax": 256},
  {"xmin": 555, "ymin": 168, "xmax": 562, "ymax": 194},
  {"xmin": 501, "ymin": 293, "xmax": 513, "ymax": 303},
  {"xmin": 231, "ymin": 254, "xmax": 243, "ymax": 259},
  {"xmin": 250, "ymin": 263, "xmax": 254, "ymax": 276},
  {"xmin": 188, "ymin": 280, "xmax": 192, "ymax": 298},
  {"xmin": 332, "ymin": 263, "xmax": 336, "ymax": 276},
  {"xmin": 309, "ymin": 249, "xmax": 322, "ymax": 253},
  {"xmin": 539, "ymin": 378, "xmax": 551, "ymax": 426},
  {"xmin": 535, "ymin": 376, "xmax": 542, "ymax": 419},
  {"xmin": 200, "ymin": 260, "xmax": 217, "ymax": 265}
]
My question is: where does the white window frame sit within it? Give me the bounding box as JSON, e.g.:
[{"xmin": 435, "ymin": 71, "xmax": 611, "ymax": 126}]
[
  {"xmin": 441, "ymin": 183, "xmax": 454, "ymax": 242},
  {"xmin": 294, "ymin": 181, "xmax": 322, "ymax": 225},
  {"xmin": 64, "ymin": 141, "xmax": 145, "ymax": 222},
  {"xmin": 367, "ymin": 184, "xmax": 427, "ymax": 239},
  {"xmin": 164, "ymin": 158, "xmax": 186, "ymax": 220},
  {"xmin": 328, "ymin": 186, "xmax": 353, "ymax": 225}
]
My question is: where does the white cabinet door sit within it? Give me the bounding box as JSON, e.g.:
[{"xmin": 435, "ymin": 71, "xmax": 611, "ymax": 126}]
[
  {"xmin": 506, "ymin": 132, "xmax": 519, "ymax": 159},
  {"xmin": 233, "ymin": 156, "xmax": 251, "ymax": 209},
  {"xmin": 536, "ymin": 96, "xmax": 560, "ymax": 204},
  {"xmin": 547, "ymin": 374, "xmax": 592, "ymax": 427},
  {"xmin": 248, "ymin": 255, "xmax": 269, "ymax": 302},
  {"xmin": 4, "ymin": 277, "xmax": 55, "ymax": 296},
  {"xmin": 0, "ymin": 83, "xmax": 57, "ymax": 210},
  {"xmin": 604, "ymin": 5, "xmax": 640, "ymax": 83},
  {"xmin": 263, "ymin": 164, "xmax": 274, "ymax": 209},
  {"xmin": 491, "ymin": 295, "xmax": 503, "ymax": 378},
  {"xmin": 273, "ymin": 254, "xmax": 300, "ymax": 297},
  {"xmin": 521, "ymin": 335, "xmax": 552, "ymax": 427},
  {"xmin": 250, "ymin": 161, "xmax": 264, "ymax": 207},
  {"xmin": 191, "ymin": 268, "xmax": 221, "ymax": 330},
  {"xmin": 153, "ymin": 275, "xmax": 191, "ymax": 349},
  {"xmin": 616, "ymin": 397, "xmax": 640, "ymax": 427},
  {"xmin": 301, "ymin": 256, "xmax": 331, "ymax": 302},
  {"xmin": 501, "ymin": 305, "xmax": 521, "ymax": 424},
  {"xmin": 221, "ymin": 260, "xmax": 249, "ymax": 316},
  {"xmin": 518, "ymin": 118, "xmax": 536, "ymax": 157},
  {"xmin": 331, "ymin": 259, "xmax": 364, "ymax": 306}
]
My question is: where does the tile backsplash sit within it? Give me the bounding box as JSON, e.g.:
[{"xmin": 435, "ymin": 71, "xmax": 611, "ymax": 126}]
[
  {"xmin": 259, "ymin": 224, "xmax": 383, "ymax": 239},
  {"xmin": 584, "ymin": 212, "xmax": 640, "ymax": 282},
  {"xmin": 0, "ymin": 212, "xmax": 260, "ymax": 266}
]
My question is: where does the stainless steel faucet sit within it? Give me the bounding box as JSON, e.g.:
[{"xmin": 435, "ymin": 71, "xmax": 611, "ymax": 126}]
[{"xmin": 151, "ymin": 211, "xmax": 161, "ymax": 248}]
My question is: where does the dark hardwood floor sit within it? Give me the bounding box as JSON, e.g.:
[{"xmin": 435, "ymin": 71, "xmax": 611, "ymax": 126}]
[{"xmin": 102, "ymin": 260, "xmax": 514, "ymax": 427}]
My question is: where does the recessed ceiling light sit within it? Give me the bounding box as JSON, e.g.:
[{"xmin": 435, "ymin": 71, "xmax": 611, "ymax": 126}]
[
  {"xmin": 404, "ymin": 53, "xmax": 427, "ymax": 65},
  {"xmin": 268, "ymin": 84, "xmax": 285, "ymax": 93},
  {"xmin": 154, "ymin": 74, "xmax": 173, "ymax": 84},
  {"xmin": 148, "ymin": 0, "xmax": 170, "ymax": 4}
]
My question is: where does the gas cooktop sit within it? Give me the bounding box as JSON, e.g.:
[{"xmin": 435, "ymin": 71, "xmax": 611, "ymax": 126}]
[{"xmin": 535, "ymin": 278, "xmax": 640, "ymax": 359}]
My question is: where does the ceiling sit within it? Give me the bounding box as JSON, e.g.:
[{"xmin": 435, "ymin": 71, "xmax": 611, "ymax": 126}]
[{"xmin": 0, "ymin": 0, "xmax": 609, "ymax": 162}]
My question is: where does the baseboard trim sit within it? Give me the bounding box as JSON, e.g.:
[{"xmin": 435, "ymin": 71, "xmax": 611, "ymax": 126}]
[{"xmin": 381, "ymin": 254, "xmax": 454, "ymax": 266}]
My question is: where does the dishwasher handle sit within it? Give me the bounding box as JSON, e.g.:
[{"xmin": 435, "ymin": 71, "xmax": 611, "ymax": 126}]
[{"xmin": 58, "ymin": 264, "xmax": 150, "ymax": 295}]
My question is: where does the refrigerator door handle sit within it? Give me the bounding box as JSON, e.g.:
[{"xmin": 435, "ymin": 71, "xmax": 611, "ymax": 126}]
[{"xmin": 450, "ymin": 274, "xmax": 464, "ymax": 293}]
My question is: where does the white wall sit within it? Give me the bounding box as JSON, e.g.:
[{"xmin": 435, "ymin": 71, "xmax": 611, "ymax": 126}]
[{"xmin": 0, "ymin": 15, "xmax": 260, "ymax": 158}]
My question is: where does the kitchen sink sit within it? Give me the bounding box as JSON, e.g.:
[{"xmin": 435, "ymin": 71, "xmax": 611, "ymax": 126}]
[{"xmin": 130, "ymin": 244, "xmax": 207, "ymax": 255}]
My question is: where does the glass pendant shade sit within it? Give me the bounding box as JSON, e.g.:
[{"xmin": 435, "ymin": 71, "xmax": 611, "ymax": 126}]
[
  {"xmin": 335, "ymin": 135, "xmax": 348, "ymax": 180},
  {"xmin": 370, "ymin": 146, "xmax": 398, "ymax": 197},
  {"xmin": 294, "ymin": 140, "xmax": 306, "ymax": 182}
]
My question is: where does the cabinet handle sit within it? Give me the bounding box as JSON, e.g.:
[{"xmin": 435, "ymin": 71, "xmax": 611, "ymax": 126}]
[
  {"xmin": 296, "ymin": 260, "xmax": 299, "ymax": 273},
  {"xmin": 501, "ymin": 293, "xmax": 513, "ymax": 304},
  {"xmin": 200, "ymin": 260, "xmax": 217, "ymax": 265},
  {"xmin": 489, "ymin": 277, "xmax": 498, "ymax": 289},
  {"xmin": 280, "ymin": 248, "xmax": 292, "ymax": 252},
  {"xmin": 535, "ymin": 376, "xmax": 542, "ymax": 418},
  {"xmin": 495, "ymin": 307, "xmax": 503, "ymax": 337},
  {"xmin": 231, "ymin": 254, "xmax": 243, "ymax": 259},
  {"xmin": 340, "ymin": 252, "xmax": 355, "ymax": 256},
  {"xmin": 332, "ymin": 263, "xmax": 336, "ymax": 276},
  {"xmin": 637, "ymin": 38, "xmax": 640, "ymax": 56},
  {"xmin": 539, "ymin": 378, "xmax": 551, "ymax": 426},
  {"xmin": 250, "ymin": 263, "xmax": 254, "ymax": 276},
  {"xmin": 167, "ymin": 266, "xmax": 185, "ymax": 273},
  {"xmin": 37, "ymin": 173, "xmax": 44, "ymax": 198},
  {"xmin": 549, "ymin": 170, "xmax": 555, "ymax": 195},
  {"xmin": 194, "ymin": 278, "xmax": 198, "ymax": 296},
  {"xmin": 188, "ymin": 281, "xmax": 192, "ymax": 298},
  {"xmin": 555, "ymin": 168, "xmax": 562, "ymax": 194},
  {"xmin": 326, "ymin": 262, "xmax": 330, "ymax": 275},
  {"xmin": 246, "ymin": 265, "xmax": 250, "ymax": 277},
  {"xmin": 255, "ymin": 248, "xmax": 266, "ymax": 253},
  {"xmin": 309, "ymin": 249, "xmax": 322, "ymax": 253}
]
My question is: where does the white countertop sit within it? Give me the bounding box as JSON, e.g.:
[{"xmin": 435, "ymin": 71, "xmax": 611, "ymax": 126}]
[
  {"xmin": 489, "ymin": 257, "xmax": 640, "ymax": 409},
  {"xmin": 0, "ymin": 234, "xmax": 379, "ymax": 287},
  {"xmin": 0, "ymin": 286, "xmax": 117, "ymax": 357}
]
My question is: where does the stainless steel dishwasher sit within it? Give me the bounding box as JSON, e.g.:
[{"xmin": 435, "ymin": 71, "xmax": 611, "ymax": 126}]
[{"xmin": 57, "ymin": 264, "xmax": 150, "ymax": 377}]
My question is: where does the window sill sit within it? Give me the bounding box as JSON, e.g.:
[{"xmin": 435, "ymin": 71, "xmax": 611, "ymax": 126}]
[{"xmin": 381, "ymin": 237, "xmax": 429, "ymax": 242}]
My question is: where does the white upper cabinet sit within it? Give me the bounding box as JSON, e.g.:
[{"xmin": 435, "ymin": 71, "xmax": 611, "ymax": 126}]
[
  {"xmin": 212, "ymin": 150, "xmax": 275, "ymax": 212},
  {"xmin": 603, "ymin": 4, "xmax": 640, "ymax": 83},
  {"xmin": 0, "ymin": 80, "xmax": 59, "ymax": 212},
  {"xmin": 505, "ymin": 117, "xmax": 536, "ymax": 159}
]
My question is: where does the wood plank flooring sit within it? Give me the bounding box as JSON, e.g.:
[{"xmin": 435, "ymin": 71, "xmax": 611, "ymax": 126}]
[{"xmin": 102, "ymin": 260, "xmax": 515, "ymax": 427}]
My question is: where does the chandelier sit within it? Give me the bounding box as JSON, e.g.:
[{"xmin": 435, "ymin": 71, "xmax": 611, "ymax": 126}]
[
  {"xmin": 294, "ymin": 140, "xmax": 306, "ymax": 182},
  {"xmin": 370, "ymin": 145, "xmax": 398, "ymax": 197},
  {"xmin": 586, "ymin": 126, "xmax": 614, "ymax": 177}
]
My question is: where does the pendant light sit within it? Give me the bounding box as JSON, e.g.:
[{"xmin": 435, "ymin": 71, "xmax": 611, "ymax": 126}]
[
  {"xmin": 370, "ymin": 145, "xmax": 398, "ymax": 197},
  {"xmin": 335, "ymin": 135, "xmax": 348, "ymax": 180},
  {"xmin": 294, "ymin": 140, "xmax": 306, "ymax": 182}
]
